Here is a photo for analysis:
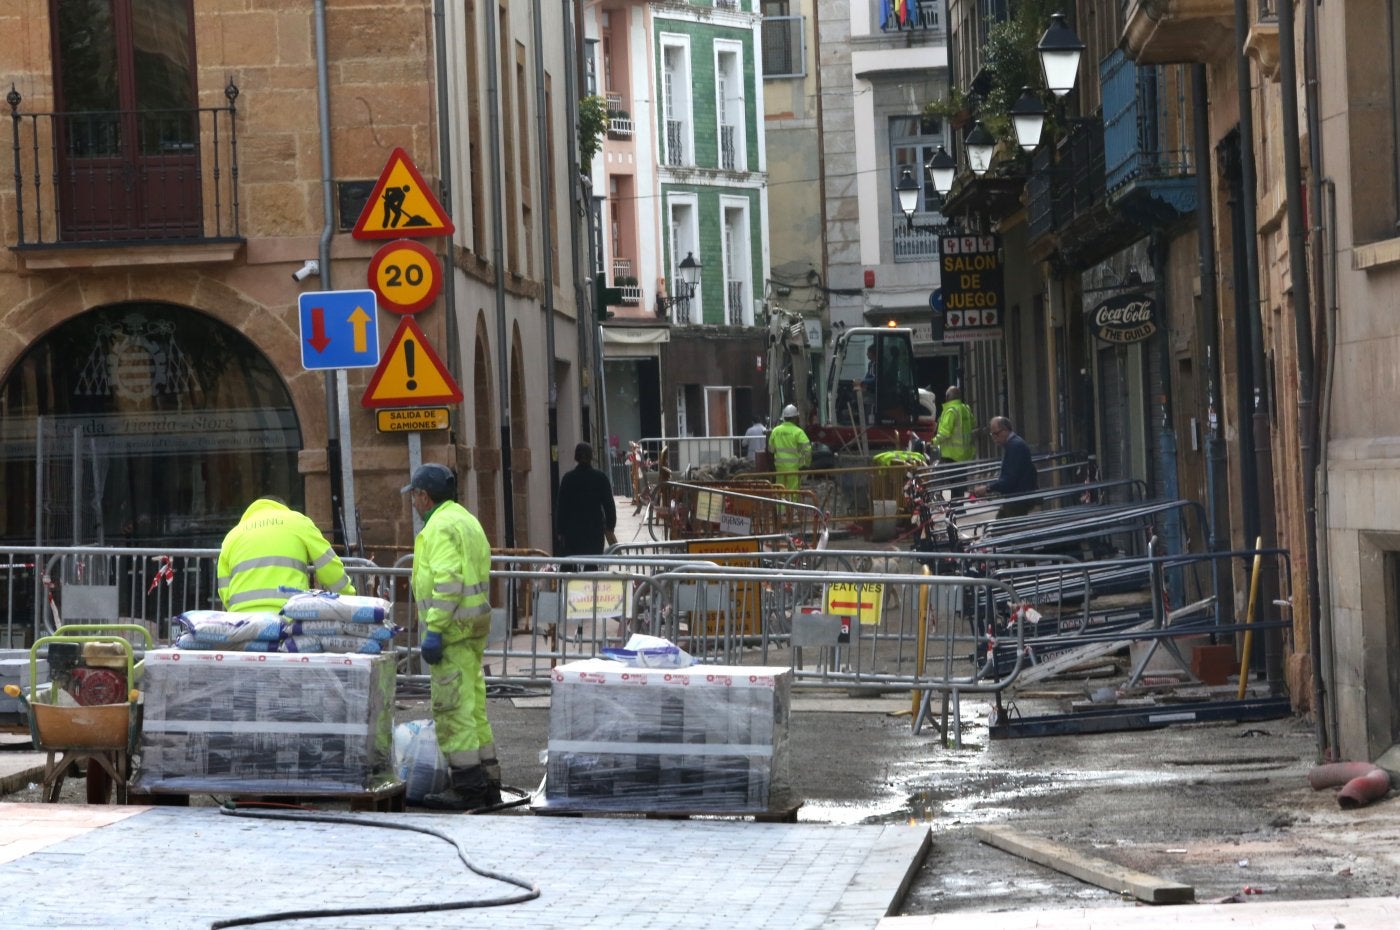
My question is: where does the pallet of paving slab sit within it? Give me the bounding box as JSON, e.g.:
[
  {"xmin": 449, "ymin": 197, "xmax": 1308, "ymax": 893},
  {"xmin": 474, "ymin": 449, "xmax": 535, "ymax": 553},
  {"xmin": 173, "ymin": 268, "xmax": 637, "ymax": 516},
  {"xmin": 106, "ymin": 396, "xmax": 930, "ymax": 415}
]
[
  {"xmin": 128, "ymin": 778, "xmax": 407, "ymax": 812},
  {"xmin": 532, "ymin": 800, "xmax": 802, "ymax": 824}
]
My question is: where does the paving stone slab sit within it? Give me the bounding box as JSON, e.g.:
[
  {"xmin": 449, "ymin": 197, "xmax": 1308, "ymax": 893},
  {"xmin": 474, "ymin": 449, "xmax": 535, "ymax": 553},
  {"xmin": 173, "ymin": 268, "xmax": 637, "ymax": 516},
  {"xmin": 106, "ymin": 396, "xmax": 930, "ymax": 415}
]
[{"xmin": 0, "ymin": 805, "xmax": 929, "ymax": 930}]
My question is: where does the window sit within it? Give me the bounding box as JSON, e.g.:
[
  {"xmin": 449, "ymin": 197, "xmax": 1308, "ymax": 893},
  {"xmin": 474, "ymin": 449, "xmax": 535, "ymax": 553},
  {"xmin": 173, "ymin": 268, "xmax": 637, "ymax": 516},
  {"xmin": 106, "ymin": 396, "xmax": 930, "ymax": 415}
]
[
  {"xmin": 665, "ymin": 199, "xmax": 699, "ymax": 323},
  {"xmin": 761, "ymin": 2, "xmax": 804, "ymax": 78},
  {"xmin": 715, "ymin": 45, "xmax": 745, "ymax": 171},
  {"xmin": 661, "ymin": 41, "xmax": 692, "ymax": 167},
  {"xmin": 722, "ymin": 201, "xmax": 752, "ymax": 326},
  {"xmin": 50, "ymin": 0, "xmax": 200, "ymax": 240},
  {"xmin": 889, "ymin": 114, "xmax": 948, "ymax": 261}
]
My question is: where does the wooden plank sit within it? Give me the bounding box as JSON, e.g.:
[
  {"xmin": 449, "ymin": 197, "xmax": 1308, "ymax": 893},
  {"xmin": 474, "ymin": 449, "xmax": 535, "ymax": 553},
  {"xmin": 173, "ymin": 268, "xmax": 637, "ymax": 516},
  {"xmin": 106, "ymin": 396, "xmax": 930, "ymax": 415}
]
[{"xmin": 973, "ymin": 824, "xmax": 1194, "ymax": 904}]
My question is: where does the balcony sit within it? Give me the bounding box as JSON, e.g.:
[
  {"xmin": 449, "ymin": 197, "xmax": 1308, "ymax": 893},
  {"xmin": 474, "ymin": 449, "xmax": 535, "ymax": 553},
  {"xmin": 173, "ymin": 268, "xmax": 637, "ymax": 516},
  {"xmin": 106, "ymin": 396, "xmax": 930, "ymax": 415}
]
[
  {"xmin": 606, "ymin": 93, "xmax": 633, "ymax": 138},
  {"xmin": 1026, "ymin": 117, "xmax": 1135, "ymax": 269},
  {"xmin": 719, "ymin": 123, "xmax": 738, "ymax": 171},
  {"xmin": 665, "ymin": 119, "xmax": 685, "ymax": 166},
  {"xmin": 1121, "ymin": 0, "xmax": 1234, "ymax": 65},
  {"xmin": 892, "ymin": 212, "xmax": 946, "ymax": 262},
  {"xmin": 880, "ymin": 0, "xmax": 943, "ymax": 33},
  {"xmin": 7, "ymin": 84, "xmax": 243, "ymax": 268},
  {"xmin": 726, "ymin": 280, "xmax": 746, "ymax": 325},
  {"xmin": 1101, "ymin": 50, "xmax": 1197, "ymax": 225}
]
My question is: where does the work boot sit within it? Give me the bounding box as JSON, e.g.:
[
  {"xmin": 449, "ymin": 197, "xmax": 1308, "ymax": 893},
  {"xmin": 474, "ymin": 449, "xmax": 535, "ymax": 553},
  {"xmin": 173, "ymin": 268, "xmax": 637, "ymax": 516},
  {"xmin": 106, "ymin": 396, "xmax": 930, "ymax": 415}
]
[
  {"xmin": 479, "ymin": 757, "xmax": 504, "ymax": 808},
  {"xmin": 422, "ymin": 764, "xmax": 493, "ymax": 812}
]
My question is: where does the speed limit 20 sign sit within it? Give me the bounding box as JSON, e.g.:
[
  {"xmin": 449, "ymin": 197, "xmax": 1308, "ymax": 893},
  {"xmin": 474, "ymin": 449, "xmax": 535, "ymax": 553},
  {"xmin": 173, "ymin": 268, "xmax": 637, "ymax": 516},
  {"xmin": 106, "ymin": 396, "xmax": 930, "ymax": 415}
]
[{"xmin": 367, "ymin": 239, "xmax": 443, "ymax": 314}]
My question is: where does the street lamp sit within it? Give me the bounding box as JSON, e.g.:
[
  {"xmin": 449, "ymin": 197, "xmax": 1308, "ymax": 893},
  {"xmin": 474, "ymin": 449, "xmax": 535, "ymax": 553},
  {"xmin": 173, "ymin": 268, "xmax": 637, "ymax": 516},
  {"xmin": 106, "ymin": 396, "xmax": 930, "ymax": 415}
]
[
  {"xmin": 657, "ymin": 251, "xmax": 702, "ymax": 320},
  {"xmin": 896, "ymin": 166, "xmax": 920, "ymax": 229},
  {"xmin": 964, "ymin": 121, "xmax": 995, "ymax": 176},
  {"xmin": 1010, "ymin": 87, "xmax": 1047, "ymax": 152},
  {"xmin": 925, "ymin": 145, "xmax": 956, "ymax": 197},
  {"xmin": 1037, "ymin": 12, "xmax": 1085, "ymax": 98}
]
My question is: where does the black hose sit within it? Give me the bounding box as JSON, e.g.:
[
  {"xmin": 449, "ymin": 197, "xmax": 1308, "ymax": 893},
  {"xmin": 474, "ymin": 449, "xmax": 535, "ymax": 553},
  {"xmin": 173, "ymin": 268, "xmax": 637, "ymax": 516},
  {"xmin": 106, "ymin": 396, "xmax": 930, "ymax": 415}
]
[{"xmin": 209, "ymin": 805, "xmax": 540, "ymax": 928}]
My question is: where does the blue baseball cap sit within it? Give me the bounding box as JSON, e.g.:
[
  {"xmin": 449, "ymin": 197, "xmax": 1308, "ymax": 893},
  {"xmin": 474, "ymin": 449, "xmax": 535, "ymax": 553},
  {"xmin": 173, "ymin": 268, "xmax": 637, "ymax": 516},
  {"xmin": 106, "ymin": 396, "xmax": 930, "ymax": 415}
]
[{"xmin": 401, "ymin": 463, "xmax": 456, "ymax": 500}]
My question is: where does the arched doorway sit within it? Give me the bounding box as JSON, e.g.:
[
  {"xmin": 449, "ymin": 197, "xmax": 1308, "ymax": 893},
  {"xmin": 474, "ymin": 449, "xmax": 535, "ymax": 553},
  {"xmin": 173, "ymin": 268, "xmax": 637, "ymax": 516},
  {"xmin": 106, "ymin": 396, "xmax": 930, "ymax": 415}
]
[{"xmin": 0, "ymin": 302, "xmax": 302, "ymax": 547}]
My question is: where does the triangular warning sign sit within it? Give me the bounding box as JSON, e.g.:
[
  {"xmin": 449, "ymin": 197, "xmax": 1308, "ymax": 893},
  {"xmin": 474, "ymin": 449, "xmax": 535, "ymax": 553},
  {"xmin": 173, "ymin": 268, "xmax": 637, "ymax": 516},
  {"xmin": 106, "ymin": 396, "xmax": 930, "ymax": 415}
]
[
  {"xmin": 352, "ymin": 147, "xmax": 455, "ymax": 240},
  {"xmin": 361, "ymin": 317, "xmax": 463, "ymax": 408}
]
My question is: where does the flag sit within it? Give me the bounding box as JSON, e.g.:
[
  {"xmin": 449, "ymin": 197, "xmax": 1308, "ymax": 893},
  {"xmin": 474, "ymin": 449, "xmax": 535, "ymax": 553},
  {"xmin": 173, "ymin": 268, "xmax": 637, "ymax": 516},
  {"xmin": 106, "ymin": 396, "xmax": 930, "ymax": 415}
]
[
  {"xmin": 880, "ymin": 0, "xmax": 892, "ymax": 30},
  {"xmin": 895, "ymin": 0, "xmax": 909, "ymax": 26}
]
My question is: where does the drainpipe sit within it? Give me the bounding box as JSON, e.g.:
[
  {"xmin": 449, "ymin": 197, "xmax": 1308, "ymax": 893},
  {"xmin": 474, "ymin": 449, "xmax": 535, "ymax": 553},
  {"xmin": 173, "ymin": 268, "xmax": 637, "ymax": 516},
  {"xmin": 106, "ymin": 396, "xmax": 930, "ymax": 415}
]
[
  {"xmin": 1232, "ymin": 0, "xmax": 1266, "ymax": 553},
  {"xmin": 1281, "ymin": 0, "xmax": 1324, "ymax": 734},
  {"xmin": 484, "ymin": 1, "xmax": 516, "ymax": 547},
  {"xmin": 1192, "ymin": 64, "xmax": 1228, "ymax": 614},
  {"xmin": 1303, "ymin": 0, "xmax": 1337, "ymax": 758},
  {"xmin": 432, "ymin": 0, "xmax": 461, "ymax": 395},
  {"xmin": 313, "ymin": 0, "xmax": 356, "ymax": 550},
  {"xmin": 563, "ymin": 0, "xmax": 591, "ymax": 443},
  {"xmin": 1149, "ymin": 234, "xmax": 1183, "ymax": 608},
  {"xmin": 532, "ymin": 0, "xmax": 561, "ymax": 523}
]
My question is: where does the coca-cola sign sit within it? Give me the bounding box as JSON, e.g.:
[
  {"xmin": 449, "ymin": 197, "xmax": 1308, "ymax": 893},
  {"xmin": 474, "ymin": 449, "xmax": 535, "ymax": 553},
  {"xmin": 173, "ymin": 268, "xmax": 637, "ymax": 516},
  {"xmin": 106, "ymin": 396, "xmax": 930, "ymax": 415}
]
[{"xmin": 1091, "ymin": 291, "xmax": 1156, "ymax": 344}]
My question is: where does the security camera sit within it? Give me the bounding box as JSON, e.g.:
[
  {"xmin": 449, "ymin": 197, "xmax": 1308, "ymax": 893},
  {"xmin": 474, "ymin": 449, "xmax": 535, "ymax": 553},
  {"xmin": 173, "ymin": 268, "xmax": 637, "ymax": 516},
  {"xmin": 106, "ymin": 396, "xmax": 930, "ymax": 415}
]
[{"xmin": 292, "ymin": 260, "xmax": 320, "ymax": 282}]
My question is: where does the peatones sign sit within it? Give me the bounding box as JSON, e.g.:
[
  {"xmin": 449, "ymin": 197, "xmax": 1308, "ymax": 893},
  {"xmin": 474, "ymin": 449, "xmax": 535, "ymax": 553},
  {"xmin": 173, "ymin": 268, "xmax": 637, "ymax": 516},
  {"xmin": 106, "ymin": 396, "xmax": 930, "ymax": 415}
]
[{"xmin": 1091, "ymin": 291, "xmax": 1157, "ymax": 344}]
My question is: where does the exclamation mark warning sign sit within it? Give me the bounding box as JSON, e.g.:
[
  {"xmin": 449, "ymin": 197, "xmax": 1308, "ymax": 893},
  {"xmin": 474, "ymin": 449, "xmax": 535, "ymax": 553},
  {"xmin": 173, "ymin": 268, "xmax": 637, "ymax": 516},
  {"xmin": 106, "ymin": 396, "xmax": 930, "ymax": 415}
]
[{"xmin": 361, "ymin": 316, "xmax": 463, "ymax": 408}]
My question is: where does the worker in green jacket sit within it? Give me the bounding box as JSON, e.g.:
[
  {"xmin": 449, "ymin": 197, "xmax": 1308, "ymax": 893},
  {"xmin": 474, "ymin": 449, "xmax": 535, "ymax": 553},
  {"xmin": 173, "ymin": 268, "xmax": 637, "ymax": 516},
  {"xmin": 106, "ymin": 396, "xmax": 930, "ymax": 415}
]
[
  {"xmin": 404, "ymin": 463, "xmax": 501, "ymax": 812},
  {"xmin": 217, "ymin": 497, "xmax": 353, "ymax": 612},
  {"xmin": 769, "ymin": 404, "xmax": 812, "ymax": 492},
  {"xmin": 933, "ymin": 386, "xmax": 976, "ymax": 463}
]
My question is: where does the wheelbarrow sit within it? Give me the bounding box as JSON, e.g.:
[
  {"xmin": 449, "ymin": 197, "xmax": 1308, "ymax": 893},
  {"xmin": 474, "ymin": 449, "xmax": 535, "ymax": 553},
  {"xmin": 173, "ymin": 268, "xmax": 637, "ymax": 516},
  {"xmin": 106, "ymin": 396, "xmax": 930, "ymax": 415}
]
[{"xmin": 3, "ymin": 624, "xmax": 151, "ymax": 804}]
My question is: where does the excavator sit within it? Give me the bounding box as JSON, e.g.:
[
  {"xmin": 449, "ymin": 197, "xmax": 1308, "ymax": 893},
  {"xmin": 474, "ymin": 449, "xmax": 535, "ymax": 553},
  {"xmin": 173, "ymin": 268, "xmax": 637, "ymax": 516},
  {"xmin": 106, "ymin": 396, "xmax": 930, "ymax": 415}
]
[{"xmin": 766, "ymin": 310, "xmax": 936, "ymax": 454}]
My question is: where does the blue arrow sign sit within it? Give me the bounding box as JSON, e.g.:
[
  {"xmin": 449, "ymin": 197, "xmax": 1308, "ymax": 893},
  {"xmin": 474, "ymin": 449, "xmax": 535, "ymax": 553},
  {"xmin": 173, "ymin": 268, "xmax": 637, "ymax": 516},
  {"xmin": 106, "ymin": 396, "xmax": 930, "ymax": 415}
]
[
  {"xmin": 929, "ymin": 288, "xmax": 946, "ymax": 313},
  {"xmin": 299, "ymin": 289, "xmax": 381, "ymax": 370}
]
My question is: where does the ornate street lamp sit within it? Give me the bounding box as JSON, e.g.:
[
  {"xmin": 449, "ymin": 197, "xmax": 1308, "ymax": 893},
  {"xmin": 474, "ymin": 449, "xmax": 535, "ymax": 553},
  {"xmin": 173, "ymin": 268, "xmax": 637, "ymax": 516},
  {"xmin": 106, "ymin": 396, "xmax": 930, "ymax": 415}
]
[
  {"xmin": 657, "ymin": 251, "xmax": 702, "ymax": 320},
  {"xmin": 925, "ymin": 145, "xmax": 956, "ymax": 197},
  {"xmin": 1037, "ymin": 12, "xmax": 1085, "ymax": 98},
  {"xmin": 678, "ymin": 251, "xmax": 701, "ymax": 293},
  {"xmin": 1010, "ymin": 87, "xmax": 1047, "ymax": 152},
  {"xmin": 896, "ymin": 166, "xmax": 920, "ymax": 229},
  {"xmin": 964, "ymin": 121, "xmax": 996, "ymax": 176}
]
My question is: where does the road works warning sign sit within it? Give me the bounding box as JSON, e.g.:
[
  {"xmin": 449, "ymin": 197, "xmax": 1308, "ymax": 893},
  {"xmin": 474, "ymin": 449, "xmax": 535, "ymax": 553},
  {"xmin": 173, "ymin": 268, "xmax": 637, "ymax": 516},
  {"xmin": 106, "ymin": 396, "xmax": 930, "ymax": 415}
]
[
  {"xmin": 360, "ymin": 316, "xmax": 463, "ymax": 408},
  {"xmin": 825, "ymin": 581, "xmax": 884, "ymax": 625},
  {"xmin": 351, "ymin": 148, "xmax": 454, "ymax": 240}
]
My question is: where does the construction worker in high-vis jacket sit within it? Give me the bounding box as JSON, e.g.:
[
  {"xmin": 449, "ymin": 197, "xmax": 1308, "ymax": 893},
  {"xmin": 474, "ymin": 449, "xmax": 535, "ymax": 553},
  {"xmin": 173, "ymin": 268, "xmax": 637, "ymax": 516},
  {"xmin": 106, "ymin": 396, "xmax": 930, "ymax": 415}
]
[
  {"xmin": 933, "ymin": 385, "xmax": 976, "ymax": 463},
  {"xmin": 769, "ymin": 404, "xmax": 812, "ymax": 492},
  {"xmin": 217, "ymin": 497, "xmax": 353, "ymax": 612},
  {"xmin": 403, "ymin": 463, "xmax": 502, "ymax": 812}
]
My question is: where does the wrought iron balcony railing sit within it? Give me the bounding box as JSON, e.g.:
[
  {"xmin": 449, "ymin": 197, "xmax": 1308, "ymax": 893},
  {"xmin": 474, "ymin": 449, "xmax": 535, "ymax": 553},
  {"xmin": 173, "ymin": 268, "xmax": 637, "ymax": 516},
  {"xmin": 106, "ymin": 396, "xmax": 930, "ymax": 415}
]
[
  {"xmin": 7, "ymin": 82, "xmax": 242, "ymax": 247},
  {"xmin": 665, "ymin": 119, "xmax": 685, "ymax": 166},
  {"xmin": 1027, "ymin": 118, "xmax": 1106, "ymax": 241},
  {"xmin": 726, "ymin": 280, "xmax": 746, "ymax": 325},
  {"xmin": 720, "ymin": 123, "xmax": 737, "ymax": 170},
  {"xmin": 1102, "ymin": 49, "xmax": 1196, "ymax": 193},
  {"xmin": 892, "ymin": 212, "xmax": 945, "ymax": 262}
]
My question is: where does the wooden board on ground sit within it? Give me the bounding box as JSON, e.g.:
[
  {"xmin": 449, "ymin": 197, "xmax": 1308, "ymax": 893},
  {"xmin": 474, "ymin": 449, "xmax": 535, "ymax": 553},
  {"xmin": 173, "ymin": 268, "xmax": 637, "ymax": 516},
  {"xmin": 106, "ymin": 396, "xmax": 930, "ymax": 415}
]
[
  {"xmin": 974, "ymin": 824, "xmax": 1194, "ymax": 904},
  {"xmin": 533, "ymin": 801, "xmax": 801, "ymax": 824}
]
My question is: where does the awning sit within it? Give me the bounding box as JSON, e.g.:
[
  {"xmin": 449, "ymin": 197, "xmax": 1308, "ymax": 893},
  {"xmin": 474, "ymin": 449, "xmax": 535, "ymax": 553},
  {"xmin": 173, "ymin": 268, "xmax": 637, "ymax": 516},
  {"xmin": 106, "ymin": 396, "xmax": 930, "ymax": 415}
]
[{"xmin": 602, "ymin": 325, "xmax": 669, "ymax": 358}]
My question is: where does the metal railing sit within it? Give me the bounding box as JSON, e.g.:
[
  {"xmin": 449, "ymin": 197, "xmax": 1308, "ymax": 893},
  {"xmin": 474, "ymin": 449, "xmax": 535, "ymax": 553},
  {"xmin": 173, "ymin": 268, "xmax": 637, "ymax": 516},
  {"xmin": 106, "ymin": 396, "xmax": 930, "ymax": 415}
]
[
  {"xmin": 7, "ymin": 83, "xmax": 242, "ymax": 247},
  {"xmin": 893, "ymin": 213, "xmax": 943, "ymax": 261},
  {"xmin": 1101, "ymin": 49, "xmax": 1195, "ymax": 192},
  {"xmin": 726, "ymin": 280, "xmax": 747, "ymax": 325},
  {"xmin": 720, "ymin": 123, "xmax": 738, "ymax": 170},
  {"xmin": 665, "ymin": 119, "xmax": 685, "ymax": 166},
  {"xmin": 612, "ymin": 257, "xmax": 632, "ymax": 278}
]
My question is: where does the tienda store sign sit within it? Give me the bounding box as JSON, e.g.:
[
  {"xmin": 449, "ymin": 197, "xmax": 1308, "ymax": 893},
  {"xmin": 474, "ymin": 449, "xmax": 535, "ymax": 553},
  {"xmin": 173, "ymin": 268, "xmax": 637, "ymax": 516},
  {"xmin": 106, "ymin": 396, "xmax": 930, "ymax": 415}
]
[{"xmin": 1091, "ymin": 291, "xmax": 1157, "ymax": 344}]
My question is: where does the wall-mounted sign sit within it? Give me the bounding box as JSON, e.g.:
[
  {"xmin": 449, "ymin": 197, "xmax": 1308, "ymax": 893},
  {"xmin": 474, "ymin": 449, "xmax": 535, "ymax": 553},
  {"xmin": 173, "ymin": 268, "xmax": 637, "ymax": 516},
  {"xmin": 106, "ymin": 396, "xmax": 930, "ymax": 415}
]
[
  {"xmin": 1091, "ymin": 291, "xmax": 1157, "ymax": 344},
  {"xmin": 937, "ymin": 234, "xmax": 1004, "ymax": 342}
]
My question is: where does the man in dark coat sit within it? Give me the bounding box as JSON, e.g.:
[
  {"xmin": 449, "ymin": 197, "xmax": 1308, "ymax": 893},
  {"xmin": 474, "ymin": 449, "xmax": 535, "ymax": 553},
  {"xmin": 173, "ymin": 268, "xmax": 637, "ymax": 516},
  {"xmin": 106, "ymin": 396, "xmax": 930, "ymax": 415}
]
[
  {"xmin": 555, "ymin": 441, "xmax": 617, "ymax": 571},
  {"xmin": 973, "ymin": 416, "xmax": 1038, "ymax": 520}
]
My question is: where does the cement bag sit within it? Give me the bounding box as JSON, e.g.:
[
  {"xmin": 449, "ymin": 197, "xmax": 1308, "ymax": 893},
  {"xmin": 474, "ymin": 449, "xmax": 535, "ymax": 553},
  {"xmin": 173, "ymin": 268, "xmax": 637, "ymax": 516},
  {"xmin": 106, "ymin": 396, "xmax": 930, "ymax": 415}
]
[
  {"xmin": 174, "ymin": 610, "xmax": 285, "ymax": 645},
  {"xmin": 287, "ymin": 619, "xmax": 396, "ymax": 641},
  {"xmin": 280, "ymin": 591, "xmax": 390, "ymax": 624},
  {"xmin": 600, "ymin": 633, "xmax": 694, "ymax": 668},
  {"xmin": 393, "ymin": 719, "xmax": 449, "ymax": 803}
]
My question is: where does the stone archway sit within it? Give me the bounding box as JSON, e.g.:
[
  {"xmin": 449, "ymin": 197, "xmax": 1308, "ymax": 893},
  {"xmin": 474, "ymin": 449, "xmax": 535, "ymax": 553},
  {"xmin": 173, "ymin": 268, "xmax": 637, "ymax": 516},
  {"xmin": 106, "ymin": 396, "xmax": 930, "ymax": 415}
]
[
  {"xmin": 0, "ymin": 301, "xmax": 302, "ymax": 546},
  {"xmin": 472, "ymin": 314, "xmax": 499, "ymax": 543}
]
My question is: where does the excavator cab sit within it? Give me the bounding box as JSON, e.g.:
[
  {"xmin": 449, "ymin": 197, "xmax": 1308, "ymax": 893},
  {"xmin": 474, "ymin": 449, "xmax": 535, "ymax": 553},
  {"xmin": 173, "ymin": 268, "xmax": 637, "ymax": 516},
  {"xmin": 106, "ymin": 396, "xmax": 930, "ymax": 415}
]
[{"xmin": 827, "ymin": 327, "xmax": 921, "ymax": 428}]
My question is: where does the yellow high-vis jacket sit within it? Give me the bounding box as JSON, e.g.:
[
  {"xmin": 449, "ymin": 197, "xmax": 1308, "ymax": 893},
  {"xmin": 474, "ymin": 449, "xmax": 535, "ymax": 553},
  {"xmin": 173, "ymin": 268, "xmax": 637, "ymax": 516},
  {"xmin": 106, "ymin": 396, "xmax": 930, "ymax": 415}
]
[
  {"xmin": 217, "ymin": 498, "xmax": 353, "ymax": 612},
  {"xmin": 412, "ymin": 500, "xmax": 493, "ymax": 641}
]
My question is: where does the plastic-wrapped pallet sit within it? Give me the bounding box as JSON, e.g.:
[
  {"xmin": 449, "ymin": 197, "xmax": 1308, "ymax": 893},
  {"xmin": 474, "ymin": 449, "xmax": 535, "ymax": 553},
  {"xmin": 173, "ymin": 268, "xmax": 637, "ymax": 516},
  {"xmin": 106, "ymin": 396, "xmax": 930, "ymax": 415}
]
[
  {"xmin": 132, "ymin": 648, "xmax": 395, "ymax": 795},
  {"xmin": 543, "ymin": 659, "xmax": 794, "ymax": 813}
]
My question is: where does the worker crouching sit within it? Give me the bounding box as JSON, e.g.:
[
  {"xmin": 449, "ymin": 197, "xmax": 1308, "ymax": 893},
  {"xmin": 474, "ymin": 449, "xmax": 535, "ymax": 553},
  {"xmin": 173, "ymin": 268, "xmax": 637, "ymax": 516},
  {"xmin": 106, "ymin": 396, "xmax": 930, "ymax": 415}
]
[{"xmin": 404, "ymin": 463, "xmax": 503, "ymax": 812}]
